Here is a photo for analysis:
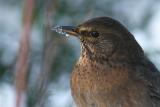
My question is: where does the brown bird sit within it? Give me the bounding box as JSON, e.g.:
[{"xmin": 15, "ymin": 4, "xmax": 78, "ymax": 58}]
[{"xmin": 52, "ymin": 17, "xmax": 160, "ymax": 107}]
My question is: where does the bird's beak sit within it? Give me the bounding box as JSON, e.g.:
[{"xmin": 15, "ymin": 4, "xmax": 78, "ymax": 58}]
[{"xmin": 51, "ymin": 26, "xmax": 79, "ymax": 37}]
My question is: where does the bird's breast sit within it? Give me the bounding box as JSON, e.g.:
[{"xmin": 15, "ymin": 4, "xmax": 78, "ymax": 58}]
[
  {"xmin": 70, "ymin": 57, "xmax": 152, "ymax": 107},
  {"xmin": 71, "ymin": 56, "xmax": 130, "ymax": 92}
]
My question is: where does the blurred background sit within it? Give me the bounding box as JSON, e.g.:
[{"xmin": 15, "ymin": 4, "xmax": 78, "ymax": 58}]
[{"xmin": 0, "ymin": 0, "xmax": 160, "ymax": 107}]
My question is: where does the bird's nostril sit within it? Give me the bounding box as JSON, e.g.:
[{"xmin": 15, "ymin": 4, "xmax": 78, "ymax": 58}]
[{"xmin": 80, "ymin": 31, "xmax": 87, "ymax": 35}]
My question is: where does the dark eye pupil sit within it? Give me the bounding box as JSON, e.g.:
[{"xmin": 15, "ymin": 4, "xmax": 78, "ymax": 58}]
[{"xmin": 90, "ymin": 31, "xmax": 99, "ymax": 37}]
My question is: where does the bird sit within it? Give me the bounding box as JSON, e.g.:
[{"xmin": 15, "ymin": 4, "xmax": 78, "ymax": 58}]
[{"xmin": 52, "ymin": 17, "xmax": 160, "ymax": 107}]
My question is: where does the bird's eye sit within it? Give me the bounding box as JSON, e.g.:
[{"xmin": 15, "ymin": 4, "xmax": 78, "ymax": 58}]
[{"xmin": 89, "ymin": 31, "xmax": 99, "ymax": 38}]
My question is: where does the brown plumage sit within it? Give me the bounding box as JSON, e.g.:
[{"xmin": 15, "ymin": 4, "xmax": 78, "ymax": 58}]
[{"xmin": 53, "ymin": 17, "xmax": 160, "ymax": 107}]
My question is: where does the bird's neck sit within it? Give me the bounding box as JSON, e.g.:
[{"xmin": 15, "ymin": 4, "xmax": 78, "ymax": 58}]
[{"xmin": 80, "ymin": 46, "xmax": 144, "ymax": 66}]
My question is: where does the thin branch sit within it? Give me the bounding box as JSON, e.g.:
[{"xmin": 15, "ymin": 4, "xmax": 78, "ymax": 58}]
[{"xmin": 15, "ymin": 0, "xmax": 35, "ymax": 107}]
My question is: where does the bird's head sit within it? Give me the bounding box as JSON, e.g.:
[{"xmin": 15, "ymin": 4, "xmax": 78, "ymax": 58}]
[{"xmin": 52, "ymin": 17, "xmax": 144, "ymax": 61}]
